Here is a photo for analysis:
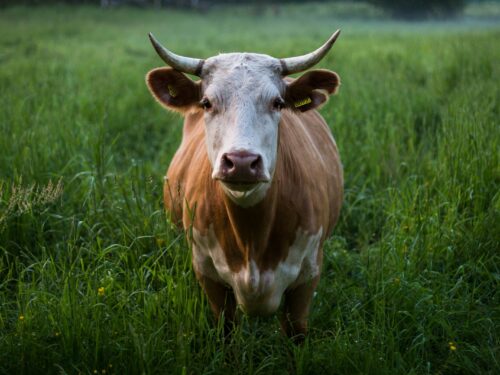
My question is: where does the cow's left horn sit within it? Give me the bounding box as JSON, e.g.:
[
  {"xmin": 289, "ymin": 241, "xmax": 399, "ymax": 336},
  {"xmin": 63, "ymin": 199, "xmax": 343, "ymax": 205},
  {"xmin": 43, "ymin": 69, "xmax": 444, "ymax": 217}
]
[
  {"xmin": 280, "ymin": 30, "xmax": 340, "ymax": 75},
  {"xmin": 149, "ymin": 33, "xmax": 205, "ymax": 76}
]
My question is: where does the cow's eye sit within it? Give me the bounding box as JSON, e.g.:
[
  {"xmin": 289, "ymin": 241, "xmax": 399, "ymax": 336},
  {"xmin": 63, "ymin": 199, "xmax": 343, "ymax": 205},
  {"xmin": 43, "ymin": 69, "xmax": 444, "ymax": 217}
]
[
  {"xmin": 273, "ymin": 97, "xmax": 285, "ymax": 111},
  {"xmin": 200, "ymin": 98, "xmax": 212, "ymax": 110}
]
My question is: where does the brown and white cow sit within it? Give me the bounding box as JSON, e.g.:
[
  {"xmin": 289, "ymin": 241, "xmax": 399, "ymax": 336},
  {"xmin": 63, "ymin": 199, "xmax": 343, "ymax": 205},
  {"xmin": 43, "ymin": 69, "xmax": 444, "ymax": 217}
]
[{"xmin": 146, "ymin": 31, "xmax": 343, "ymax": 341}]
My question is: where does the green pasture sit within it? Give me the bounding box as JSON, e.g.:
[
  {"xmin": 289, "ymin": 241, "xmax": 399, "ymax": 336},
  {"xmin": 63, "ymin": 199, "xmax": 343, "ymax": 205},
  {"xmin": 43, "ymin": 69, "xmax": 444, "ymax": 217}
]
[{"xmin": 0, "ymin": 4, "xmax": 499, "ymax": 375}]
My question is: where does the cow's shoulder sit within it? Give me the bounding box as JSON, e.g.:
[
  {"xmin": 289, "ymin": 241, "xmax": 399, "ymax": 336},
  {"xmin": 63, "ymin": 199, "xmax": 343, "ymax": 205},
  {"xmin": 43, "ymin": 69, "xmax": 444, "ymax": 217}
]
[
  {"xmin": 276, "ymin": 109, "xmax": 343, "ymax": 236},
  {"xmin": 164, "ymin": 110, "xmax": 212, "ymax": 226}
]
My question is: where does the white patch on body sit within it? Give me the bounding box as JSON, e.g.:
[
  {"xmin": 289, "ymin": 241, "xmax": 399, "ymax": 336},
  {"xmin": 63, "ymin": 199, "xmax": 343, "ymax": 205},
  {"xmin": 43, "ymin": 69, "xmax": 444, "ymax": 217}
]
[{"xmin": 192, "ymin": 226, "xmax": 323, "ymax": 315}]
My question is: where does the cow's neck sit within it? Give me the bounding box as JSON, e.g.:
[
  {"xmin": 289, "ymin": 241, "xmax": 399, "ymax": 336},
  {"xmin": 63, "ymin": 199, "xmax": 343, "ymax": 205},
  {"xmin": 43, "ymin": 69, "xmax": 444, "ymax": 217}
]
[{"xmin": 220, "ymin": 182, "xmax": 278, "ymax": 261}]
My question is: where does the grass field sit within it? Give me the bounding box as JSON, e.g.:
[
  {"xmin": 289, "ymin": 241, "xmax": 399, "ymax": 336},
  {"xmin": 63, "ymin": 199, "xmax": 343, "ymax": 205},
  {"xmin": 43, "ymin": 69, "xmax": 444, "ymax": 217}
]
[{"xmin": 0, "ymin": 3, "xmax": 499, "ymax": 375}]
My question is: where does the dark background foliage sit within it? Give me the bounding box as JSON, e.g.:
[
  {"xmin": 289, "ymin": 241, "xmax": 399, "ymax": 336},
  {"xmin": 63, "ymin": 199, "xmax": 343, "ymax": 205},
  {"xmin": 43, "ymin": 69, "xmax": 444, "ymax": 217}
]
[
  {"xmin": 1, "ymin": 0, "xmax": 491, "ymax": 19},
  {"xmin": 367, "ymin": 0, "xmax": 466, "ymax": 18}
]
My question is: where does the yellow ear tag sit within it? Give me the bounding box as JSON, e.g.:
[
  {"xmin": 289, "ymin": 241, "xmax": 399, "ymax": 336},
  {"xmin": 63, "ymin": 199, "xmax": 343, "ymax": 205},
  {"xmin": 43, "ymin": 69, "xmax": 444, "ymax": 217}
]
[
  {"xmin": 167, "ymin": 85, "xmax": 178, "ymax": 98},
  {"xmin": 294, "ymin": 97, "xmax": 312, "ymax": 108}
]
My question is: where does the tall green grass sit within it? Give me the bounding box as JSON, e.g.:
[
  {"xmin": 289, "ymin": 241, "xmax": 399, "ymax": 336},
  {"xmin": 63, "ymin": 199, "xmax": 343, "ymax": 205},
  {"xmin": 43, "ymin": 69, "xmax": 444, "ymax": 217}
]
[{"xmin": 0, "ymin": 4, "xmax": 499, "ymax": 375}]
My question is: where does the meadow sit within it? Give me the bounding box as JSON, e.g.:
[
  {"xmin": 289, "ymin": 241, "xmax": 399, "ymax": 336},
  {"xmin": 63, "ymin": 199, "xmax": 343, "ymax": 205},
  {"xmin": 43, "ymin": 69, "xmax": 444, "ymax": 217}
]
[{"xmin": 0, "ymin": 3, "xmax": 499, "ymax": 374}]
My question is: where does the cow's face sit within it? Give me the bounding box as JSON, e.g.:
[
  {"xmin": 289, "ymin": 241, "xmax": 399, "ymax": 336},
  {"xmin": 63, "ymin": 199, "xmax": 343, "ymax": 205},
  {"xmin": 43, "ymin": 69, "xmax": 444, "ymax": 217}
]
[
  {"xmin": 200, "ymin": 54, "xmax": 284, "ymax": 194},
  {"xmin": 146, "ymin": 34, "xmax": 340, "ymax": 206}
]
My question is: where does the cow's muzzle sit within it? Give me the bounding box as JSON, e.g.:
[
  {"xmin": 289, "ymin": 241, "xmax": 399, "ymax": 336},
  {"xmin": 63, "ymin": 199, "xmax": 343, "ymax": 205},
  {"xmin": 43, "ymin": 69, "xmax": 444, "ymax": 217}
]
[{"xmin": 214, "ymin": 151, "xmax": 269, "ymax": 186}]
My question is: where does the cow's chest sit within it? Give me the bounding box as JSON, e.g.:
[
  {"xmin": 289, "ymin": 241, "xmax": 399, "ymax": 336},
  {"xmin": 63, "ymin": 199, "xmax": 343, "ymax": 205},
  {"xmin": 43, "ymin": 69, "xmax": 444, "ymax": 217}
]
[{"xmin": 192, "ymin": 226, "xmax": 323, "ymax": 315}]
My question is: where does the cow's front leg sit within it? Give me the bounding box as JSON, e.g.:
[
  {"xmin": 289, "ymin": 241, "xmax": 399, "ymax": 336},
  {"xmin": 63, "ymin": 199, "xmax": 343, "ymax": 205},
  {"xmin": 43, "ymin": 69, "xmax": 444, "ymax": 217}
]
[
  {"xmin": 196, "ymin": 273, "xmax": 236, "ymax": 336},
  {"xmin": 281, "ymin": 275, "xmax": 320, "ymax": 343}
]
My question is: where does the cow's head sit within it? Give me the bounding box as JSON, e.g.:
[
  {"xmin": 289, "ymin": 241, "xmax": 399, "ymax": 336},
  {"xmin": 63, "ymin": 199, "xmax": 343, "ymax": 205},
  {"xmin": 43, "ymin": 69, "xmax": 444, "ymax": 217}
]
[{"xmin": 146, "ymin": 32, "xmax": 340, "ymax": 206}]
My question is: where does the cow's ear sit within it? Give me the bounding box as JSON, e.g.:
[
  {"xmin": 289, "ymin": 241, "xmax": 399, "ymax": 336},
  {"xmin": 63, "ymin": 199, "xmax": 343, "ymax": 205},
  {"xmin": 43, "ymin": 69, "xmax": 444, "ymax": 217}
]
[
  {"xmin": 285, "ymin": 70, "xmax": 340, "ymax": 112},
  {"xmin": 146, "ymin": 67, "xmax": 201, "ymax": 114}
]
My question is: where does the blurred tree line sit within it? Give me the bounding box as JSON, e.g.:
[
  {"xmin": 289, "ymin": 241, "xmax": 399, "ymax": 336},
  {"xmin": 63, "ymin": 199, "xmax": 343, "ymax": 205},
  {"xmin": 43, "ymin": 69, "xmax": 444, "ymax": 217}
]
[
  {"xmin": 0, "ymin": 0, "xmax": 483, "ymax": 19},
  {"xmin": 367, "ymin": 0, "xmax": 466, "ymax": 18}
]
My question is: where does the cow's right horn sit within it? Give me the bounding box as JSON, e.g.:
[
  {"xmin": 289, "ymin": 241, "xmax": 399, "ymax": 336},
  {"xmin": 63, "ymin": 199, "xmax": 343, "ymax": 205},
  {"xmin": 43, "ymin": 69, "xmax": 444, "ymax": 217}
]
[
  {"xmin": 149, "ymin": 33, "xmax": 205, "ymax": 76},
  {"xmin": 280, "ymin": 30, "xmax": 340, "ymax": 75}
]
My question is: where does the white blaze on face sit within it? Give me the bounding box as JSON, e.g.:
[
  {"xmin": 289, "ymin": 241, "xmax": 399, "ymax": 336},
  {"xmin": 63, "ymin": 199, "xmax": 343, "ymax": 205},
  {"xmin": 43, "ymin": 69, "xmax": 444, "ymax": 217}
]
[{"xmin": 201, "ymin": 53, "xmax": 285, "ymax": 206}]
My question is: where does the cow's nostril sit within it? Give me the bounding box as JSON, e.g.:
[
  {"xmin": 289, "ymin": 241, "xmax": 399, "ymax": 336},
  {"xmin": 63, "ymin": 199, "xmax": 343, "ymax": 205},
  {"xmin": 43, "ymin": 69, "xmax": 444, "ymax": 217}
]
[
  {"xmin": 222, "ymin": 154, "xmax": 234, "ymax": 169},
  {"xmin": 250, "ymin": 156, "xmax": 261, "ymax": 171}
]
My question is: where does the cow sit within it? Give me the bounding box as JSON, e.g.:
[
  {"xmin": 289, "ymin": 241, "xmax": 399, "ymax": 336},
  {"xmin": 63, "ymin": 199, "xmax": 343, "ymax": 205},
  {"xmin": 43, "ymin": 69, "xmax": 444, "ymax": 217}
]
[{"xmin": 146, "ymin": 31, "xmax": 343, "ymax": 342}]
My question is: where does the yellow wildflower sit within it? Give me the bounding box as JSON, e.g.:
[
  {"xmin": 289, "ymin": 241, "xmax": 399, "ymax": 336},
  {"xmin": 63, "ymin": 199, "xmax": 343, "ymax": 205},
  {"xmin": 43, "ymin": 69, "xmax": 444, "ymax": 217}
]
[
  {"xmin": 18, "ymin": 315, "xmax": 25, "ymax": 321},
  {"xmin": 98, "ymin": 287, "xmax": 105, "ymax": 296},
  {"xmin": 448, "ymin": 341, "xmax": 457, "ymax": 351}
]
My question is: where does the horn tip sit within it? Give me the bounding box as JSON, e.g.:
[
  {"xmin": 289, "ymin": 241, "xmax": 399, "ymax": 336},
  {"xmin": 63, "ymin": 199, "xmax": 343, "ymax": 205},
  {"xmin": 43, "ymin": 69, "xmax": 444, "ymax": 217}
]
[
  {"xmin": 148, "ymin": 32, "xmax": 162, "ymax": 53},
  {"xmin": 331, "ymin": 29, "xmax": 341, "ymax": 41}
]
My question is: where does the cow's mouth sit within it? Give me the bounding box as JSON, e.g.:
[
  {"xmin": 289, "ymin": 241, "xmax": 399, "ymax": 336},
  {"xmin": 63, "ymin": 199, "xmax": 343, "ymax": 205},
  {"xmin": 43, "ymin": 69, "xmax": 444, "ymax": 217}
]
[
  {"xmin": 219, "ymin": 180, "xmax": 263, "ymax": 192},
  {"xmin": 216, "ymin": 178, "xmax": 272, "ymax": 206}
]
